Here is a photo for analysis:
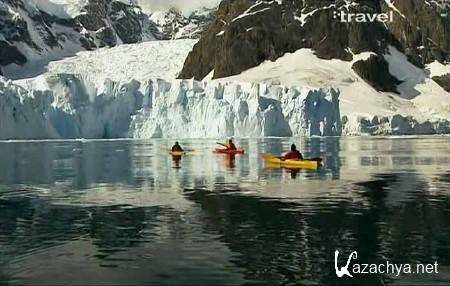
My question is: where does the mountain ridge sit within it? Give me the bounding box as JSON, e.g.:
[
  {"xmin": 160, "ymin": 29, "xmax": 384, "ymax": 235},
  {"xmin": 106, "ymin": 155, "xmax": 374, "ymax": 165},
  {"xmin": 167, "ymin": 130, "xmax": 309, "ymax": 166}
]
[
  {"xmin": 178, "ymin": 0, "xmax": 449, "ymax": 94},
  {"xmin": 0, "ymin": 0, "xmax": 214, "ymax": 78}
]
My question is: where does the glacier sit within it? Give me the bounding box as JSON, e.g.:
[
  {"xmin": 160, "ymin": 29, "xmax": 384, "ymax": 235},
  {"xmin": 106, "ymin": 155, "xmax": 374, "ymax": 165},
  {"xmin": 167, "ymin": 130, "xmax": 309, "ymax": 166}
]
[
  {"xmin": 0, "ymin": 75, "xmax": 143, "ymax": 139},
  {"xmin": 0, "ymin": 74, "xmax": 343, "ymax": 139},
  {"xmin": 130, "ymin": 80, "xmax": 341, "ymax": 138},
  {"xmin": 2, "ymin": 73, "xmax": 450, "ymax": 140}
]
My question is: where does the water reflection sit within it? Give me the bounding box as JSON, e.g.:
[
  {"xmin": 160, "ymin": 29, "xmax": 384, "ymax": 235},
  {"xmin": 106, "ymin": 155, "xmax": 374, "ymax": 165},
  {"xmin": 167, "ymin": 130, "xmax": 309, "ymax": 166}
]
[
  {"xmin": 0, "ymin": 137, "xmax": 449, "ymax": 285},
  {"xmin": 172, "ymin": 155, "xmax": 183, "ymax": 169}
]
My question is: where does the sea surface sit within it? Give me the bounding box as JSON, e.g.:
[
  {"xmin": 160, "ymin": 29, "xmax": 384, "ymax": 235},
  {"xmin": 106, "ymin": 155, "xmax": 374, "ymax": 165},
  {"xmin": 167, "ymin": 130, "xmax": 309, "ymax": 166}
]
[{"xmin": 1, "ymin": 137, "xmax": 450, "ymax": 286}]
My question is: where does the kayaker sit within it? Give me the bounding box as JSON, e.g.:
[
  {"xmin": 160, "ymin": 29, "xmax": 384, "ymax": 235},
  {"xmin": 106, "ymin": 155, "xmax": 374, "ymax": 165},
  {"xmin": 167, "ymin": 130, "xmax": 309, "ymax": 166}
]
[
  {"xmin": 171, "ymin": 141, "xmax": 184, "ymax": 152},
  {"xmin": 225, "ymin": 139, "xmax": 237, "ymax": 151},
  {"xmin": 282, "ymin": 144, "xmax": 304, "ymax": 160}
]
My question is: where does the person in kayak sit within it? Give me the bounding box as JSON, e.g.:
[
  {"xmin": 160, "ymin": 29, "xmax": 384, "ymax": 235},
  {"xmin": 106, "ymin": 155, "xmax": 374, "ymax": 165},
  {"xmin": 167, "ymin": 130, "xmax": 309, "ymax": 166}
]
[
  {"xmin": 225, "ymin": 139, "xmax": 237, "ymax": 151},
  {"xmin": 282, "ymin": 144, "xmax": 304, "ymax": 160},
  {"xmin": 171, "ymin": 141, "xmax": 184, "ymax": 152}
]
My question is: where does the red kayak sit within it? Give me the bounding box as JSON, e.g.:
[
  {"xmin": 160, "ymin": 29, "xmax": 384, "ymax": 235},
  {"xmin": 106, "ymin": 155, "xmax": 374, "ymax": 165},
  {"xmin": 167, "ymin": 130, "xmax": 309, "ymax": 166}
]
[{"xmin": 213, "ymin": 148, "xmax": 245, "ymax": 155}]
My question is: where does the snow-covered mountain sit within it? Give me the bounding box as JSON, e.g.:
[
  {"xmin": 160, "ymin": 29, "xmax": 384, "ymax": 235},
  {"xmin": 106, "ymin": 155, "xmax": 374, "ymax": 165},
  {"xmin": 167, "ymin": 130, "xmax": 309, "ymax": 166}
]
[
  {"xmin": 149, "ymin": 7, "xmax": 216, "ymax": 40},
  {"xmin": 0, "ymin": 0, "xmax": 159, "ymax": 79},
  {"xmin": 0, "ymin": 0, "xmax": 449, "ymax": 139},
  {"xmin": 0, "ymin": 0, "xmax": 216, "ymax": 79},
  {"xmin": 179, "ymin": 0, "xmax": 449, "ymax": 90}
]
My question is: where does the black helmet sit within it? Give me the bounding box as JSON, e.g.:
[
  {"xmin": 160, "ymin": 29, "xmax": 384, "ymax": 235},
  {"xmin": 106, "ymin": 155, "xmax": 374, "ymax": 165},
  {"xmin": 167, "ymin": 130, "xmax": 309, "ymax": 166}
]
[
  {"xmin": 291, "ymin": 144, "xmax": 297, "ymax": 151},
  {"xmin": 175, "ymin": 141, "xmax": 179, "ymax": 145}
]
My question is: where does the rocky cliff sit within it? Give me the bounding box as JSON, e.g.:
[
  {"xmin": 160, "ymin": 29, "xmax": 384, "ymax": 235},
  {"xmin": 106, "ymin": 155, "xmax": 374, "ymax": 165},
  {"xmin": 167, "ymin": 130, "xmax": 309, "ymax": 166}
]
[{"xmin": 178, "ymin": 0, "xmax": 449, "ymax": 93}]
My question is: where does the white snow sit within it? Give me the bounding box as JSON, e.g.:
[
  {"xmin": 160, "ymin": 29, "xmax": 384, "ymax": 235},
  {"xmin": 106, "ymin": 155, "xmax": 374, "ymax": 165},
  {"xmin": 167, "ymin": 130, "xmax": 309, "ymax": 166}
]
[
  {"xmin": 24, "ymin": 0, "xmax": 89, "ymax": 19},
  {"xmin": 17, "ymin": 40, "xmax": 197, "ymax": 88},
  {"xmin": 296, "ymin": 4, "xmax": 336, "ymax": 26},
  {"xmin": 220, "ymin": 49, "xmax": 412, "ymax": 119},
  {"xmin": 232, "ymin": 7, "xmax": 271, "ymax": 22},
  {"xmin": 427, "ymin": 60, "xmax": 450, "ymax": 77},
  {"xmin": 218, "ymin": 47, "xmax": 450, "ymax": 133},
  {"xmin": 149, "ymin": 11, "xmax": 169, "ymax": 26},
  {"xmin": 384, "ymin": 46, "xmax": 427, "ymax": 99}
]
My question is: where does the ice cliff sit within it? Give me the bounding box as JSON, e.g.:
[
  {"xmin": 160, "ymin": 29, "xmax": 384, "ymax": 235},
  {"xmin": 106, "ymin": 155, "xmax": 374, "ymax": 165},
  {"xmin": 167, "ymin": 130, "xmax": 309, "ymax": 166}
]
[
  {"xmin": 2, "ymin": 73, "xmax": 450, "ymax": 140},
  {"xmin": 0, "ymin": 75, "xmax": 343, "ymax": 139},
  {"xmin": 131, "ymin": 80, "xmax": 342, "ymax": 138},
  {"xmin": 0, "ymin": 75, "xmax": 143, "ymax": 139}
]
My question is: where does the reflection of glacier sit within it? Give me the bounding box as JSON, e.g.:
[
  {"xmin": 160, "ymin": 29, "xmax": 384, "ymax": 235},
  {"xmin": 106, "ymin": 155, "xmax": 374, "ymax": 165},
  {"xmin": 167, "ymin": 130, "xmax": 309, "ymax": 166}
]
[{"xmin": 0, "ymin": 75, "xmax": 341, "ymax": 139}]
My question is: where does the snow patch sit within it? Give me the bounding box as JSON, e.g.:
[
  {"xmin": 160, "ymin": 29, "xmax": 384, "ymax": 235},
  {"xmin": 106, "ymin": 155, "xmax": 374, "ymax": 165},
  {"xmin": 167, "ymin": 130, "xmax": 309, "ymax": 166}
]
[
  {"xmin": 427, "ymin": 61, "xmax": 450, "ymax": 77},
  {"xmin": 24, "ymin": 0, "xmax": 89, "ymax": 19},
  {"xmin": 384, "ymin": 46, "xmax": 427, "ymax": 99},
  {"xmin": 17, "ymin": 40, "xmax": 197, "ymax": 88},
  {"xmin": 218, "ymin": 47, "xmax": 450, "ymax": 133}
]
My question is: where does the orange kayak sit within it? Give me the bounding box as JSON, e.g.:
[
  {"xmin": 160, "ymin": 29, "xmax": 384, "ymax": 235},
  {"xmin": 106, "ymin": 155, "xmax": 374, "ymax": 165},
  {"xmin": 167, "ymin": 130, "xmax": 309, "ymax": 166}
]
[{"xmin": 213, "ymin": 148, "xmax": 245, "ymax": 155}]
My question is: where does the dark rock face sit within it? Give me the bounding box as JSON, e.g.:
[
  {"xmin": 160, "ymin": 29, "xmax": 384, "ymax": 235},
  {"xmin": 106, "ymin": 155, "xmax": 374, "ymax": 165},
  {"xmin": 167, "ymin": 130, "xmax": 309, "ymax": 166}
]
[
  {"xmin": 95, "ymin": 27, "xmax": 117, "ymax": 47},
  {"xmin": 109, "ymin": 1, "xmax": 143, "ymax": 44},
  {"xmin": 75, "ymin": 0, "xmax": 147, "ymax": 44},
  {"xmin": 0, "ymin": 1, "xmax": 28, "ymax": 67},
  {"xmin": 433, "ymin": 74, "xmax": 450, "ymax": 92},
  {"xmin": 352, "ymin": 55, "xmax": 402, "ymax": 93},
  {"xmin": 382, "ymin": 0, "xmax": 449, "ymax": 64},
  {"xmin": 179, "ymin": 0, "xmax": 255, "ymax": 80},
  {"xmin": 179, "ymin": 0, "xmax": 449, "ymax": 94},
  {"xmin": 76, "ymin": 0, "xmax": 108, "ymax": 31},
  {"xmin": 0, "ymin": 41, "xmax": 26, "ymax": 66},
  {"xmin": 0, "ymin": 3, "xmax": 34, "ymax": 47}
]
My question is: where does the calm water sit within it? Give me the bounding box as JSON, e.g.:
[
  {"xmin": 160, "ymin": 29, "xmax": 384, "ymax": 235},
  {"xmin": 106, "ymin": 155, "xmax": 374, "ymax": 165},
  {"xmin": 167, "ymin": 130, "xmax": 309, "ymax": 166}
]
[{"xmin": 1, "ymin": 137, "xmax": 450, "ymax": 286}]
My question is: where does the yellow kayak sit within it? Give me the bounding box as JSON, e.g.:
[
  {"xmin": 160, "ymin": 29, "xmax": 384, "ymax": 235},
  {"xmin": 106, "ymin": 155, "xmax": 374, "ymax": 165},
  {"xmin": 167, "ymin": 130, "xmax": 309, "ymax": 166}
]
[{"xmin": 262, "ymin": 154, "xmax": 321, "ymax": 169}]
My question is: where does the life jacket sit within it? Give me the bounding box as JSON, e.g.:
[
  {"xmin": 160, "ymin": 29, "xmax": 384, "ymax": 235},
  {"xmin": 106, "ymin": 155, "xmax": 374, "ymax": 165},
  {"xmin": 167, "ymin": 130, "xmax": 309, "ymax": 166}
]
[{"xmin": 172, "ymin": 145, "xmax": 183, "ymax": 152}]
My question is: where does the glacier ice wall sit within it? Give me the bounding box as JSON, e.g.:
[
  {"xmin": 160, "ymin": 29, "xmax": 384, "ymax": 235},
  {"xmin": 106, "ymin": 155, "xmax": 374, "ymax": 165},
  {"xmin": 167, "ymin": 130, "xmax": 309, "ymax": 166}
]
[
  {"xmin": 129, "ymin": 80, "xmax": 342, "ymax": 138},
  {"xmin": 0, "ymin": 75, "xmax": 144, "ymax": 139},
  {"xmin": 4, "ymin": 74, "xmax": 448, "ymax": 139},
  {"xmin": 0, "ymin": 79, "xmax": 58, "ymax": 139},
  {"xmin": 0, "ymin": 75, "xmax": 341, "ymax": 139}
]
